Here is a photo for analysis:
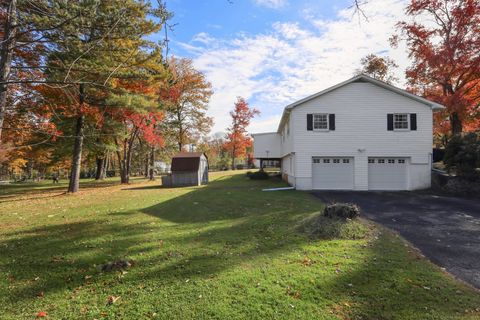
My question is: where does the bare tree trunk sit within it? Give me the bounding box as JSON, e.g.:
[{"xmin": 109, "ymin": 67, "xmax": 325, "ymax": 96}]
[
  {"xmin": 95, "ymin": 156, "xmax": 105, "ymax": 180},
  {"xmin": 0, "ymin": 0, "xmax": 17, "ymax": 145},
  {"xmin": 102, "ymin": 156, "xmax": 108, "ymax": 178},
  {"xmin": 68, "ymin": 84, "xmax": 85, "ymax": 193},
  {"xmin": 149, "ymin": 145, "xmax": 155, "ymax": 181},
  {"xmin": 26, "ymin": 159, "xmax": 33, "ymax": 179},
  {"xmin": 125, "ymin": 141, "xmax": 133, "ymax": 183},
  {"xmin": 231, "ymin": 145, "xmax": 236, "ymax": 170},
  {"xmin": 450, "ymin": 112, "xmax": 462, "ymax": 135},
  {"xmin": 177, "ymin": 112, "xmax": 183, "ymax": 151},
  {"xmin": 144, "ymin": 153, "xmax": 149, "ymax": 178},
  {"xmin": 115, "ymin": 146, "xmax": 126, "ymax": 183},
  {"xmin": 116, "ymin": 152, "xmax": 128, "ymax": 184},
  {"xmin": 68, "ymin": 115, "xmax": 85, "ymax": 192},
  {"xmin": 120, "ymin": 139, "xmax": 129, "ymax": 183}
]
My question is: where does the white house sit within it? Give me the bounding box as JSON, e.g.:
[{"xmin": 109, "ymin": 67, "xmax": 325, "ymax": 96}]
[{"xmin": 252, "ymin": 74, "xmax": 444, "ymax": 191}]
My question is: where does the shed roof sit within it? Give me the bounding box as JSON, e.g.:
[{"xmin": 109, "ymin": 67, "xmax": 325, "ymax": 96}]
[
  {"xmin": 173, "ymin": 152, "xmax": 205, "ymax": 158},
  {"xmin": 171, "ymin": 152, "xmax": 207, "ymax": 172}
]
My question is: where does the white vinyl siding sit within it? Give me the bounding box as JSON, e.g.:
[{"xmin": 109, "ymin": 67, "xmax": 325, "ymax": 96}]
[
  {"xmin": 252, "ymin": 133, "xmax": 281, "ymax": 158},
  {"xmin": 291, "ymin": 82, "xmax": 432, "ymax": 190}
]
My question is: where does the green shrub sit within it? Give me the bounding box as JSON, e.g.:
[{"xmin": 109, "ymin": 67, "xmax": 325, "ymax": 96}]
[
  {"xmin": 298, "ymin": 212, "xmax": 369, "ymax": 240},
  {"xmin": 444, "ymin": 133, "xmax": 480, "ymax": 181},
  {"xmin": 247, "ymin": 170, "xmax": 269, "ymax": 180}
]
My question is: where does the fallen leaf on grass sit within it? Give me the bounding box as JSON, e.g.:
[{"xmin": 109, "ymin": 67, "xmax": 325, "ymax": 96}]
[
  {"xmin": 286, "ymin": 286, "xmax": 301, "ymax": 299},
  {"xmin": 106, "ymin": 295, "xmax": 120, "ymax": 305},
  {"xmin": 301, "ymin": 256, "xmax": 314, "ymax": 266},
  {"xmin": 36, "ymin": 311, "xmax": 47, "ymax": 318}
]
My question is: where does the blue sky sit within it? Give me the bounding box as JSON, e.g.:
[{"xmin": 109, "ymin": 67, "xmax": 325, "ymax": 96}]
[
  {"xmin": 151, "ymin": 0, "xmax": 410, "ymax": 134},
  {"xmin": 160, "ymin": 0, "xmax": 352, "ymax": 55}
]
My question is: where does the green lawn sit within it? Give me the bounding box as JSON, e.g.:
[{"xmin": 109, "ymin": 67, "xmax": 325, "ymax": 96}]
[{"xmin": 0, "ymin": 171, "xmax": 479, "ymax": 319}]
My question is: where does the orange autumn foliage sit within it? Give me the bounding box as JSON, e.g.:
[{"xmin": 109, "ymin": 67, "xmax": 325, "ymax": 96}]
[{"xmin": 395, "ymin": 0, "xmax": 480, "ymax": 135}]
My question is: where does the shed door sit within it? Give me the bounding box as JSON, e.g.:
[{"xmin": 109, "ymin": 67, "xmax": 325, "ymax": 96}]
[
  {"xmin": 368, "ymin": 158, "xmax": 408, "ymax": 190},
  {"xmin": 312, "ymin": 157, "xmax": 354, "ymax": 190}
]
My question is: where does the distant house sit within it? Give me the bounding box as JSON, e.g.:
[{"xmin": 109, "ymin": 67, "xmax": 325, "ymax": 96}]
[
  {"xmin": 166, "ymin": 152, "xmax": 208, "ymax": 187},
  {"xmin": 253, "ymin": 74, "xmax": 444, "ymax": 191},
  {"xmin": 154, "ymin": 161, "xmax": 171, "ymax": 173}
]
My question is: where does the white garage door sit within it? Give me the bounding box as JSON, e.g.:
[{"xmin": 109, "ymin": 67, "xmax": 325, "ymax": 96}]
[
  {"xmin": 368, "ymin": 158, "xmax": 408, "ymax": 190},
  {"xmin": 312, "ymin": 157, "xmax": 354, "ymax": 190}
]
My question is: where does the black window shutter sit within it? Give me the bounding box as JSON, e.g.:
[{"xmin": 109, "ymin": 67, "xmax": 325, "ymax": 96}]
[
  {"xmin": 387, "ymin": 114, "xmax": 394, "ymax": 131},
  {"xmin": 410, "ymin": 113, "xmax": 417, "ymax": 130},
  {"xmin": 307, "ymin": 114, "xmax": 313, "ymax": 131},
  {"xmin": 328, "ymin": 114, "xmax": 335, "ymax": 130}
]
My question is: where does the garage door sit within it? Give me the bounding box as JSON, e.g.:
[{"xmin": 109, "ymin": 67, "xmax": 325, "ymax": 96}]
[
  {"xmin": 368, "ymin": 158, "xmax": 408, "ymax": 190},
  {"xmin": 312, "ymin": 157, "xmax": 354, "ymax": 190}
]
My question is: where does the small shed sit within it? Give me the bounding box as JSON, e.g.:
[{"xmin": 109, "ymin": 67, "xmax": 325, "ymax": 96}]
[{"xmin": 167, "ymin": 152, "xmax": 208, "ymax": 187}]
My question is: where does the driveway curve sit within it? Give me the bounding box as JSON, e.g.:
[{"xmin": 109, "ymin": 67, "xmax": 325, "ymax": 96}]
[{"xmin": 312, "ymin": 191, "xmax": 480, "ymax": 289}]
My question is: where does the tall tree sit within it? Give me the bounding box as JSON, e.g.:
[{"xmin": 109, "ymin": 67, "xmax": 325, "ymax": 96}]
[
  {"xmin": 160, "ymin": 57, "xmax": 213, "ymax": 151},
  {"xmin": 356, "ymin": 54, "xmax": 398, "ymax": 84},
  {"xmin": 393, "ymin": 0, "xmax": 480, "ymax": 135},
  {"xmin": 107, "ymin": 84, "xmax": 165, "ymax": 184},
  {"xmin": 0, "ymin": 0, "xmax": 17, "ymax": 144},
  {"xmin": 223, "ymin": 97, "xmax": 259, "ymax": 170},
  {"xmin": 34, "ymin": 0, "xmax": 169, "ymax": 192},
  {"xmin": 197, "ymin": 132, "xmax": 230, "ymax": 170}
]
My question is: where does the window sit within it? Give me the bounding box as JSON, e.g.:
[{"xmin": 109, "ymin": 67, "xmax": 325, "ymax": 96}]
[
  {"xmin": 333, "ymin": 159, "xmax": 340, "ymax": 164},
  {"xmin": 313, "ymin": 158, "xmax": 320, "ymax": 164},
  {"xmin": 287, "ymin": 122, "xmax": 290, "ymax": 136},
  {"xmin": 394, "ymin": 113, "xmax": 409, "ymax": 130},
  {"xmin": 368, "ymin": 159, "xmax": 375, "ymax": 164},
  {"xmin": 343, "ymin": 159, "xmax": 350, "ymax": 164},
  {"xmin": 388, "ymin": 159, "xmax": 395, "ymax": 164},
  {"xmin": 398, "ymin": 159, "xmax": 406, "ymax": 164},
  {"xmin": 323, "ymin": 159, "xmax": 330, "ymax": 163},
  {"xmin": 378, "ymin": 159, "xmax": 385, "ymax": 164},
  {"xmin": 313, "ymin": 114, "xmax": 328, "ymax": 130}
]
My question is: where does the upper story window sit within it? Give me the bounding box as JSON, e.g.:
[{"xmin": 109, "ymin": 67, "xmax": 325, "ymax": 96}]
[
  {"xmin": 313, "ymin": 114, "xmax": 328, "ymax": 130},
  {"xmin": 394, "ymin": 113, "xmax": 409, "ymax": 130}
]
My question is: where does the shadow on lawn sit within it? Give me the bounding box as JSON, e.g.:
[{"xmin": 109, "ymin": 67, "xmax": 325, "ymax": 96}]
[
  {"xmin": 1, "ymin": 173, "xmax": 477, "ymax": 318},
  {"xmin": 0, "ymin": 179, "xmax": 125, "ymax": 201}
]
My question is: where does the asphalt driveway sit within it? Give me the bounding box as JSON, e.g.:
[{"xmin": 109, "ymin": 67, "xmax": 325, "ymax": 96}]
[{"xmin": 312, "ymin": 191, "xmax": 480, "ymax": 289}]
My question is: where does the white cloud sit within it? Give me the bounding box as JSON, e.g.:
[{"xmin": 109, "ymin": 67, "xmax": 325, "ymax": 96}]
[
  {"xmin": 253, "ymin": 0, "xmax": 288, "ymax": 9},
  {"xmin": 180, "ymin": 0, "xmax": 410, "ymax": 133},
  {"xmin": 192, "ymin": 32, "xmax": 215, "ymax": 45}
]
